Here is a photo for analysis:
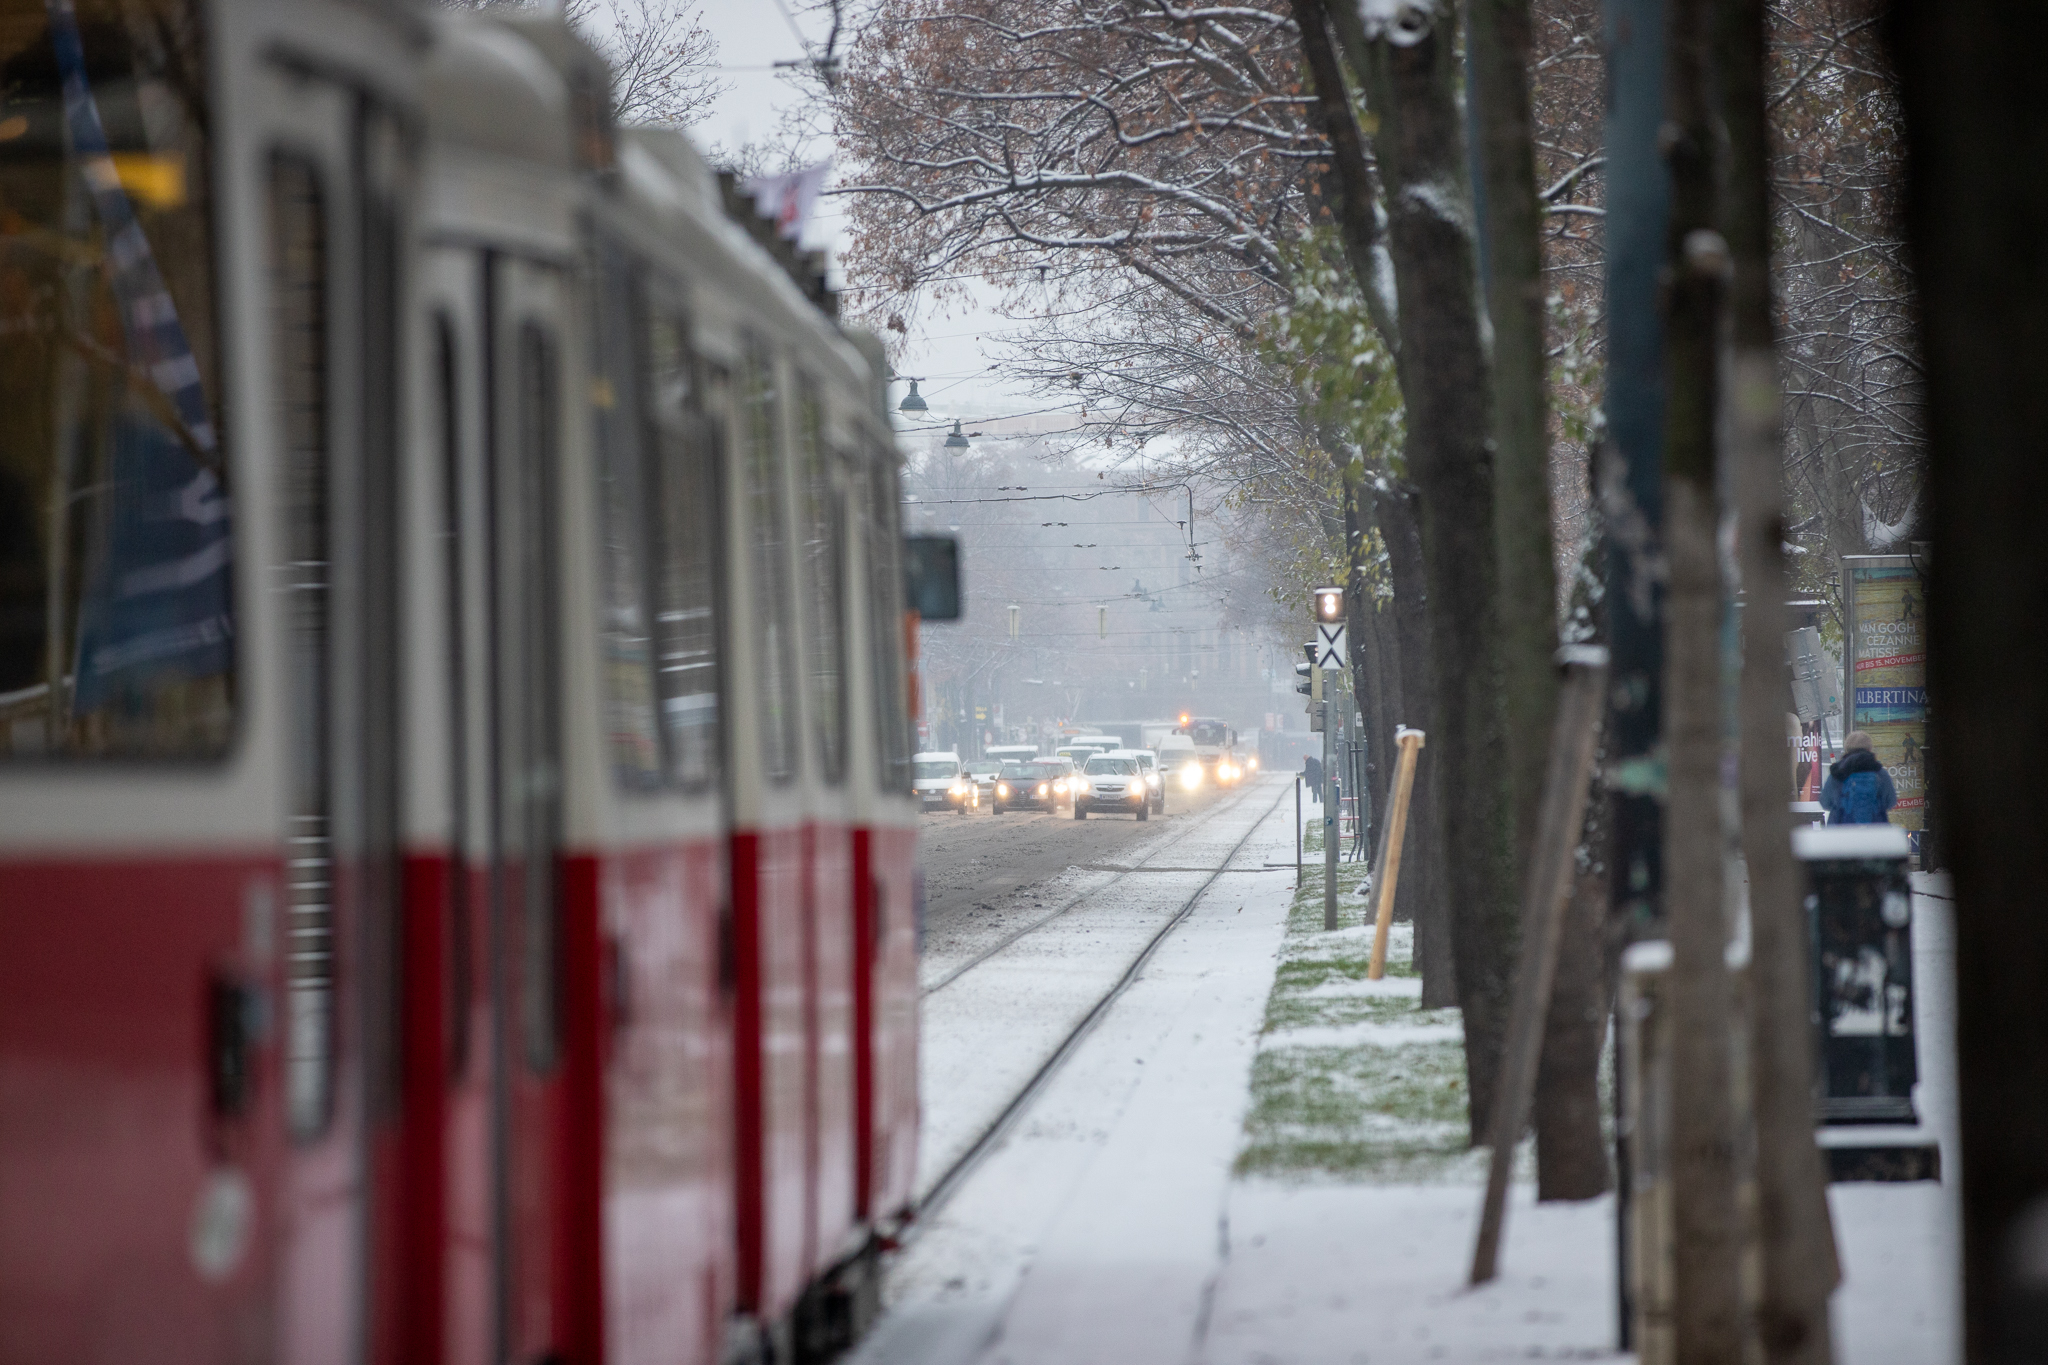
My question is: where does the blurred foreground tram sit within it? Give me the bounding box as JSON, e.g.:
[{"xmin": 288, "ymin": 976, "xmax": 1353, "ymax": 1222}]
[{"xmin": 0, "ymin": 3, "xmax": 922, "ymax": 1362}]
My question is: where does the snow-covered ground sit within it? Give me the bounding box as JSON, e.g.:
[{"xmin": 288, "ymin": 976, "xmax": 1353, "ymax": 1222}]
[{"xmin": 856, "ymin": 789, "xmax": 1962, "ymax": 1364}]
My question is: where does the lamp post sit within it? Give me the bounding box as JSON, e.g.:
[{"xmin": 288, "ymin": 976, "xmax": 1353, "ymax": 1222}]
[{"xmin": 1314, "ymin": 586, "xmax": 1346, "ymax": 930}]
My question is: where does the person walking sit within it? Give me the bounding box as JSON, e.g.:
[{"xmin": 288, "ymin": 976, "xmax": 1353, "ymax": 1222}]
[{"xmin": 1820, "ymin": 730, "xmax": 1898, "ymax": 825}]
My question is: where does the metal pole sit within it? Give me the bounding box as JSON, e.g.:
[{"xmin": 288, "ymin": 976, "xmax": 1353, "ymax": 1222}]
[
  {"xmin": 1601, "ymin": 0, "xmax": 1670, "ymax": 1338},
  {"xmin": 1323, "ymin": 695, "xmax": 1338, "ymax": 931},
  {"xmin": 1295, "ymin": 773, "xmax": 1303, "ymax": 874}
]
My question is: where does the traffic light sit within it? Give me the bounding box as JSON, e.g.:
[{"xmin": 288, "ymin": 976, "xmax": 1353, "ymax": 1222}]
[
  {"xmin": 1294, "ymin": 661, "xmax": 1313, "ymax": 696},
  {"xmin": 1313, "ymin": 585, "xmax": 1344, "ymax": 624}
]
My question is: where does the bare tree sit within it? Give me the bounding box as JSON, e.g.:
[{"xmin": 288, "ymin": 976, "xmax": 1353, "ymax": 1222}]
[
  {"xmin": 444, "ymin": 0, "xmax": 729, "ymax": 128},
  {"xmin": 1768, "ymin": 0, "xmax": 1923, "ymax": 635}
]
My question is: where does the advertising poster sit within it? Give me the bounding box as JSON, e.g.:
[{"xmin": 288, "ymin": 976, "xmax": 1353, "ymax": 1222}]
[{"xmin": 1846, "ymin": 555, "xmax": 1929, "ymax": 835}]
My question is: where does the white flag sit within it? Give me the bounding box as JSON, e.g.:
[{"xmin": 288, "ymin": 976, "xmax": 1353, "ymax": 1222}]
[{"xmin": 742, "ymin": 160, "xmax": 832, "ymax": 242}]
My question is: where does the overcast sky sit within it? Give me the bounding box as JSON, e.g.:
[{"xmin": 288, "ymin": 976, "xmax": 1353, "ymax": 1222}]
[{"xmin": 692, "ymin": 2, "xmax": 1068, "ymax": 443}]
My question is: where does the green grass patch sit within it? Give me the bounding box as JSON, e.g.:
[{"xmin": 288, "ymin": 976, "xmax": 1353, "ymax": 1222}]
[{"xmin": 1236, "ymin": 823, "xmax": 1480, "ymax": 1181}]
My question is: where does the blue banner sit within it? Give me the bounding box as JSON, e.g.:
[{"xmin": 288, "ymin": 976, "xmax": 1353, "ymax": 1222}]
[
  {"xmin": 49, "ymin": 0, "xmax": 234, "ymax": 711},
  {"xmin": 1852, "ymin": 685, "xmax": 1926, "ymax": 723}
]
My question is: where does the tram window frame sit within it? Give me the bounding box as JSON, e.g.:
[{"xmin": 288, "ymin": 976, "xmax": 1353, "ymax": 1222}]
[
  {"xmin": 0, "ymin": 0, "xmax": 237, "ymax": 763},
  {"xmin": 270, "ymin": 152, "xmax": 336, "ymax": 1141},
  {"xmin": 794, "ymin": 374, "xmax": 846, "ymax": 787},
  {"xmin": 738, "ymin": 334, "xmax": 798, "ymax": 786},
  {"xmin": 640, "ymin": 294, "xmax": 722, "ymax": 794},
  {"xmin": 590, "ymin": 242, "xmax": 665, "ymax": 789},
  {"xmin": 866, "ymin": 453, "xmax": 911, "ymax": 795}
]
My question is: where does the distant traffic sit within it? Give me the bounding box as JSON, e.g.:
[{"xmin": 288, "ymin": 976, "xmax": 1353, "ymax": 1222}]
[{"xmin": 910, "ymin": 716, "xmax": 1260, "ymax": 820}]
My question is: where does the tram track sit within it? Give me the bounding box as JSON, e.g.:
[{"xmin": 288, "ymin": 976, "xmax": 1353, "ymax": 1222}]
[
  {"xmin": 909, "ymin": 777, "xmax": 1292, "ymax": 1227},
  {"xmin": 920, "ymin": 776, "xmax": 1275, "ymax": 1000}
]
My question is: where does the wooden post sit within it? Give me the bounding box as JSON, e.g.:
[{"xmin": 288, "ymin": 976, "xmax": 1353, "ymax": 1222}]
[
  {"xmin": 1470, "ymin": 647, "xmax": 1610, "ymax": 1285},
  {"xmin": 1366, "ymin": 727, "xmax": 1426, "ymax": 979}
]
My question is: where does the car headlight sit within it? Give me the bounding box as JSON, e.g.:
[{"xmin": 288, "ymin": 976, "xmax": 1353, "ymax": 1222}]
[
  {"xmin": 998, "ymin": 783, "xmax": 1010, "ymax": 797},
  {"xmin": 1037, "ymin": 783, "xmax": 1049, "ymax": 796},
  {"xmin": 1247, "ymin": 755, "xmax": 1260, "ymax": 771},
  {"xmin": 950, "ymin": 782, "xmax": 967, "ymax": 796},
  {"xmin": 1181, "ymin": 765, "xmax": 1202, "ymax": 789},
  {"xmin": 1054, "ymin": 779, "xmax": 1067, "ymax": 793}
]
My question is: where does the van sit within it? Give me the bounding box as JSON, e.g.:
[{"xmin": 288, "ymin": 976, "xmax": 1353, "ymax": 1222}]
[{"xmin": 912, "ymin": 750, "xmax": 974, "ymax": 812}]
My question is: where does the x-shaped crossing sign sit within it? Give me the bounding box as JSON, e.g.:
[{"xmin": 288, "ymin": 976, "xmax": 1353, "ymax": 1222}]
[{"xmin": 1315, "ymin": 622, "xmax": 1347, "ymax": 669}]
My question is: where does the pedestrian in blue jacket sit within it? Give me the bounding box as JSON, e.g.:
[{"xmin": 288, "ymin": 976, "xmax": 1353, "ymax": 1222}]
[{"xmin": 1820, "ymin": 730, "xmax": 1897, "ymax": 824}]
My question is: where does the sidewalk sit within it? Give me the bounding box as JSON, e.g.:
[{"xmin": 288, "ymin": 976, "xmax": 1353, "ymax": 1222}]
[{"xmin": 853, "ymin": 792, "xmax": 1961, "ymax": 1365}]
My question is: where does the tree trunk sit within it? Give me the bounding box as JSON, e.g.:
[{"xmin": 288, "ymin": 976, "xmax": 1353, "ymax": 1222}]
[
  {"xmin": 1468, "ymin": 0, "xmax": 1559, "ymax": 880},
  {"xmin": 1376, "ymin": 479, "xmax": 1454, "ymax": 1004},
  {"xmin": 1344, "ymin": 6, "xmax": 1518, "ymax": 1139},
  {"xmin": 1471, "ymin": 0, "xmax": 1592, "ymax": 1197},
  {"xmin": 1661, "ymin": 0, "xmax": 1748, "ymax": 1357},
  {"xmin": 1532, "ymin": 807, "xmax": 1615, "ymax": 1201},
  {"xmin": 1344, "ymin": 459, "xmax": 1389, "ymax": 854},
  {"xmin": 1535, "ymin": 533, "xmax": 1615, "ymax": 1202},
  {"xmin": 1288, "ymin": 0, "xmax": 1398, "ymax": 343},
  {"xmin": 1721, "ymin": 0, "xmax": 1842, "ymax": 1357},
  {"xmin": 1888, "ymin": 5, "xmax": 2048, "ymax": 1360}
]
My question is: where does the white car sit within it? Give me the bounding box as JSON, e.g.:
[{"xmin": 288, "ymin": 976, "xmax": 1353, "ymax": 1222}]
[
  {"xmin": 912, "ymin": 751, "xmax": 976, "ymax": 813},
  {"xmin": 1073, "ymin": 753, "xmax": 1151, "ymax": 821}
]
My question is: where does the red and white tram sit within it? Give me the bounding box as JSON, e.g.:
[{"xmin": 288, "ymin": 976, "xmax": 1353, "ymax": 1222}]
[{"xmin": 0, "ymin": 3, "xmax": 921, "ymax": 1363}]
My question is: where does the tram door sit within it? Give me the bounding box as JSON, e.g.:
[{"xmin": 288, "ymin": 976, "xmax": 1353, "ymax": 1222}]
[
  {"xmin": 487, "ymin": 253, "xmax": 577, "ymax": 1365},
  {"xmin": 417, "ymin": 243, "xmax": 577, "ymax": 1365}
]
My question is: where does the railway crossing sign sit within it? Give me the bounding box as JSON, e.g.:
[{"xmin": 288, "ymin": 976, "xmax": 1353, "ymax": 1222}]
[{"xmin": 1315, "ymin": 622, "xmax": 1347, "ymax": 669}]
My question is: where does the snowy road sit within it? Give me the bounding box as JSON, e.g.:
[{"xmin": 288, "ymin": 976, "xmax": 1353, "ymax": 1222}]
[{"xmin": 914, "ymin": 776, "xmax": 1250, "ymax": 961}]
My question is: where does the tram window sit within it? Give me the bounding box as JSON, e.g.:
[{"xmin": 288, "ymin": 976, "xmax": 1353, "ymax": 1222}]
[
  {"xmin": 507, "ymin": 322, "xmax": 565, "ymax": 1072},
  {"xmin": 795, "ymin": 376, "xmax": 845, "ymax": 785},
  {"xmin": 0, "ymin": 1, "xmax": 234, "ymax": 760},
  {"xmin": 866, "ymin": 456, "xmax": 910, "ymax": 793},
  {"xmin": 644, "ymin": 309, "xmax": 721, "ymax": 792},
  {"xmin": 591, "ymin": 248, "xmax": 663, "ymax": 787},
  {"xmin": 270, "ymin": 154, "xmax": 334, "ymax": 1139},
  {"xmin": 739, "ymin": 336, "xmax": 797, "ymax": 784}
]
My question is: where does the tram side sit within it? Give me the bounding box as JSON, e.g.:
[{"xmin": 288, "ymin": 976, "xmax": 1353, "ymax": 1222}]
[{"xmin": 0, "ymin": 5, "xmax": 920, "ymax": 1365}]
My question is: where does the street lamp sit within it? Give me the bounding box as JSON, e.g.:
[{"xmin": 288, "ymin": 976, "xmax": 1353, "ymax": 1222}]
[
  {"xmin": 944, "ymin": 419, "xmax": 971, "ymax": 451},
  {"xmin": 898, "ymin": 378, "xmax": 928, "ymax": 413}
]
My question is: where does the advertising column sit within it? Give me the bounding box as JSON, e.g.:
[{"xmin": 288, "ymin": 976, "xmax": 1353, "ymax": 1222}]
[{"xmin": 1844, "ymin": 554, "xmax": 1930, "ymax": 842}]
